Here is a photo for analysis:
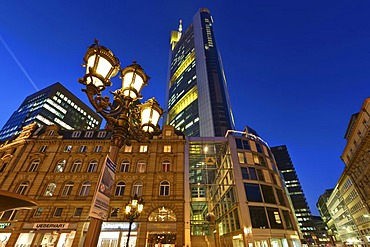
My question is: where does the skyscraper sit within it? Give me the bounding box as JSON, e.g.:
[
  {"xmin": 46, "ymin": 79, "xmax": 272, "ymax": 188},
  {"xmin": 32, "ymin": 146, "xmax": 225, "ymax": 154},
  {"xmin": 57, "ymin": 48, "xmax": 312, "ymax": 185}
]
[
  {"xmin": 271, "ymin": 145, "xmax": 316, "ymax": 244},
  {"xmin": 166, "ymin": 8, "xmax": 235, "ymax": 137},
  {"xmin": 0, "ymin": 82, "xmax": 102, "ymax": 141}
]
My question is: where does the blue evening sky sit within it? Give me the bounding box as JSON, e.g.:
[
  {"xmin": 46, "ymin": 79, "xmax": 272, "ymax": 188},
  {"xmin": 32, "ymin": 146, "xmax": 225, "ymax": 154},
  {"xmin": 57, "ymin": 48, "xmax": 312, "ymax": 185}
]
[{"xmin": 1, "ymin": 1, "xmax": 369, "ymax": 215}]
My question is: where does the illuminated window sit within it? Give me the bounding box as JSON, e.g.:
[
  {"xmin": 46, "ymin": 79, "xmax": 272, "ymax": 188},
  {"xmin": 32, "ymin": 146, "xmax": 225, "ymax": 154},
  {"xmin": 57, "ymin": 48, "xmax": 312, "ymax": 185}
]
[
  {"xmin": 132, "ymin": 181, "xmax": 143, "ymax": 196},
  {"xmin": 29, "ymin": 159, "xmax": 40, "ymax": 172},
  {"xmin": 62, "ymin": 182, "xmax": 74, "ymax": 196},
  {"xmin": 160, "ymin": 181, "xmax": 170, "ymax": 196},
  {"xmin": 44, "ymin": 182, "xmax": 57, "ymax": 196},
  {"xmin": 63, "ymin": 145, "xmax": 72, "ymax": 152},
  {"xmin": 162, "ymin": 160, "xmax": 170, "ymax": 172},
  {"xmin": 148, "ymin": 207, "xmax": 177, "ymax": 222},
  {"xmin": 79, "ymin": 181, "xmax": 91, "ymax": 196},
  {"xmin": 165, "ymin": 130, "xmax": 172, "ymax": 136},
  {"xmin": 54, "ymin": 159, "xmax": 66, "ymax": 172},
  {"xmin": 120, "ymin": 160, "xmax": 130, "ymax": 172},
  {"xmin": 87, "ymin": 160, "xmax": 98, "ymax": 172},
  {"xmin": 16, "ymin": 181, "xmax": 29, "ymax": 195},
  {"xmin": 163, "ymin": 145, "xmax": 172, "ymax": 153},
  {"xmin": 139, "ymin": 145, "xmax": 148, "ymax": 153},
  {"xmin": 238, "ymin": 152, "xmax": 245, "ymax": 164},
  {"xmin": 124, "ymin": 145, "xmax": 132, "ymax": 152},
  {"xmin": 115, "ymin": 181, "xmax": 125, "ymax": 196},
  {"xmin": 137, "ymin": 161, "xmax": 146, "ymax": 173}
]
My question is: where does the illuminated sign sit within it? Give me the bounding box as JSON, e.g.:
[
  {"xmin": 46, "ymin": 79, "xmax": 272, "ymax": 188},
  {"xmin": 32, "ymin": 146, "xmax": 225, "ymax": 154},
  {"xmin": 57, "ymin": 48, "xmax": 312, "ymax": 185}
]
[
  {"xmin": 101, "ymin": 222, "xmax": 137, "ymax": 230},
  {"xmin": 33, "ymin": 223, "xmax": 69, "ymax": 229}
]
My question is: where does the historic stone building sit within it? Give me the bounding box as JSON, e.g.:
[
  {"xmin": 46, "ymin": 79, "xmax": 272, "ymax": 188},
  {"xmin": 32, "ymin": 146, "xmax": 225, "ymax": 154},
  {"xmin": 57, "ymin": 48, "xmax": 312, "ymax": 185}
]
[{"xmin": 0, "ymin": 123, "xmax": 186, "ymax": 247}]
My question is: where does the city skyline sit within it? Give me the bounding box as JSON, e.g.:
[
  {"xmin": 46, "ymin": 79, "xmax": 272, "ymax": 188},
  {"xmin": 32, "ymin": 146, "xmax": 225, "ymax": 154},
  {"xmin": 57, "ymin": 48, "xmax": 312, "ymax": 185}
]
[{"xmin": 1, "ymin": 1, "xmax": 370, "ymax": 215}]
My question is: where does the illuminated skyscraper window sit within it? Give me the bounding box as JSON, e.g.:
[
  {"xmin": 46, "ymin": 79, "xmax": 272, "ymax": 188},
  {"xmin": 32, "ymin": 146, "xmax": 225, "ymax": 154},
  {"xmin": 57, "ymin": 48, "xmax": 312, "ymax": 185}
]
[{"xmin": 0, "ymin": 82, "xmax": 102, "ymax": 141}]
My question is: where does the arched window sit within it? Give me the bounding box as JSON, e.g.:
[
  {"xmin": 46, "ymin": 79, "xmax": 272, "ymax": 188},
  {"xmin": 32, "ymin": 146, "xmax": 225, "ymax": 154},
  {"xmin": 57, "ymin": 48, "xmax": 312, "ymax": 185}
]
[
  {"xmin": 162, "ymin": 160, "xmax": 170, "ymax": 172},
  {"xmin": 70, "ymin": 160, "xmax": 82, "ymax": 172},
  {"xmin": 148, "ymin": 207, "xmax": 177, "ymax": 222},
  {"xmin": 54, "ymin": 159, "xmax": 66, "ymax": 172},
  {"xmin": 87, "ymin": 160, "xmax": 98, "ymax": 172},
  {"xmin": 120, "ymin": 160, "xmax": 130, "ymax": 172},
  {"xmin": 159, "ymin": 181, "xmax": 170, "ymax": 196},
  {"xmin": 79, "ymin": 181, "xmax": 91, "ymax": 196},
  {"xmin": 44, "ymin": 182, "xmax": 57, "ymax": 196},
  {"xmin": 29, "ymin": 159, "xmax": 40, "ymax": 172},
  {"xmin": 136, "ymin": 161, "xmax": 146, "ymax": 173},
  {"xmin": 115, "ymin": 181, "xmax": 125, "ymax": 196},
  {"xmin": 16, "ymin": 181, "xmax": 29, "ymax": 195},
  {"xmin": 62, "ymin": 181, "xmax": 74, "ymax": 196},
  {"xmin": 132, "ymin": 181, "xmax": 143, "ymax": 196}
]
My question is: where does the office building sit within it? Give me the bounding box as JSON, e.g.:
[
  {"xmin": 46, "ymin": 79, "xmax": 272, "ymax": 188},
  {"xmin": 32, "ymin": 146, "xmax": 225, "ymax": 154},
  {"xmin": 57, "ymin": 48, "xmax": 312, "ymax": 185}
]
[
  {"xmin": 188, "ymin": 128, "xmax": 301, "ymax": 246},
  {"xmin": 0, "ymin": 124, "xmax": 187, "ymax": 247},
  {"xmin": 270, "ymin": 145, "xmax": 316, "ymax": 244},
  {"xmin": 316, "ymin": 189, "xmax": 340, "ymax": 245},
  {"xmin": 0, "ymin": 82, "xmax": 102, "ymax": 141},
  {"xmin": 166, "ymin": 8, "xmax": 235, "ymax": 137}
]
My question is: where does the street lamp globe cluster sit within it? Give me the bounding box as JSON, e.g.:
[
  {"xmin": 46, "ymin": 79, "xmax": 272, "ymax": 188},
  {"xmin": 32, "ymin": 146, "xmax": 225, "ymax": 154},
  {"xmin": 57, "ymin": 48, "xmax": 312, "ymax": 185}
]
[
  {"xmin": 125, "ymin": 194, "xmax": 144, "ymax": 247},
  {"xmin": 78, "ymin": 39, "xmax": 164, "ymax": 147},
  {"xmin": 78, "ymin": 40, "xmax": 163, "ymax": 246}
]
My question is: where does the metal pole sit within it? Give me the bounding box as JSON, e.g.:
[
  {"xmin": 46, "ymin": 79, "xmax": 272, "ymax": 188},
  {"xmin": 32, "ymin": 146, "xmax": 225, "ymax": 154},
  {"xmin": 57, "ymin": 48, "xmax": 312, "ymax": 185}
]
[
  {"xmin": 126, "ymin": 219, "xmax": 133, "ymax": 247},
  {"xmin": 83, "ymin": 144, "xmax": 121, "ymax": 247}
]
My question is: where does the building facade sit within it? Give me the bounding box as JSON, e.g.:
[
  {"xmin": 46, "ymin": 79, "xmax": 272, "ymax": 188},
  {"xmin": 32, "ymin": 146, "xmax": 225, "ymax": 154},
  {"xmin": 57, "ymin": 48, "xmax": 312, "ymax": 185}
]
[
  {"xmin": 188, "ymin": 129, "xmax": 301, "ymax": 247},
  {"xmin": 270, "ymin": 145, "xmax": 316, "ymax": 245},
  {"xmin": 326, "ymin": 176, "xmax": 366, "ymax": 247},
  {"xmin": 166, "ymin": 8, "xmax": 235, "ymax": 137},
  {"xmin": 0, "ymin": 124, "xmax": 186, "ymax": 247},
  {"xmin": 341, "ymin": 97, "xmax": 370, "ymax": 244},
  {"xmin": 316, "ymin": 189, "xmax": 340, "ymax": 245},
  {"xmin": 0, "ymin": 82, "xmax": 102, "ymax": 141}
]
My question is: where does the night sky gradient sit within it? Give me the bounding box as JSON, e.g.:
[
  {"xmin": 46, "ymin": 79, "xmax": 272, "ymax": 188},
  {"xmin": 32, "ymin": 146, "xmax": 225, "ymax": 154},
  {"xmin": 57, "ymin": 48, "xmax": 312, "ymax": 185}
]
[{"xmin": 1, "ymin": 0, "xmax": 370, "ymax": 215}]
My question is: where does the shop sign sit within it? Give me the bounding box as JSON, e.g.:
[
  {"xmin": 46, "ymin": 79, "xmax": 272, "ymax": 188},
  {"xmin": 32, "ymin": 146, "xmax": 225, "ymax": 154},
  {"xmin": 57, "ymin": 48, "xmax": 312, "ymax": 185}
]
[
  {"xmin": 0, "ymin": 223, "xmax": 10, "ymax": 229},
  {"xmin": 33, "ymin": 223, "xmax": 69, "ymax": 229},
  {"xmin": 101, "ymin": 222, "xmax": 137, "ymax": 230},
  {"xmin": 147, "ymin": 223, "xmax": 176, "ymax": 231}
]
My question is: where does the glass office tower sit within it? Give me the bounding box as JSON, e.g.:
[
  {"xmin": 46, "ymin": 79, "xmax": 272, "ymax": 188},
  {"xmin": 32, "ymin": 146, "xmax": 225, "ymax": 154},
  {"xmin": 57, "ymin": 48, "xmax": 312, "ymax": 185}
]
[
  {"xmin": 0, "ymin": 82, "xmax": 102, "ymax": 141},
  {"xmin": 271, "ymin": 145, "xmax": 316, "ymax": 245},
  {"xmin": 166, "ymin": 8, "xmax": 235, "ymax": 137}
]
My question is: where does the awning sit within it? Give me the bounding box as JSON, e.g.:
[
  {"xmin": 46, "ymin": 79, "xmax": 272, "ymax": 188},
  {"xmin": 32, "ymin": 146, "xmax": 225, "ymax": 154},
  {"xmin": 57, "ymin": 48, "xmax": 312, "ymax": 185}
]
[{"xmin": 0, "ymin": 190, "xmax": 38, "ymax": 211}]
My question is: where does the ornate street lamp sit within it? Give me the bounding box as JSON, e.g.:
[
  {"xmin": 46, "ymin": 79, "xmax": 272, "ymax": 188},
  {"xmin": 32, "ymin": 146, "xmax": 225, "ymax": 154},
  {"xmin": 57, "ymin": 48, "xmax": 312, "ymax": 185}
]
[
  {"xmin": 78, "ymin": 40, "xmax": 164, "ymax": 247},
  {"xmin": 125, "ymin": 194, "xmax": 144, "ymax": 247}
]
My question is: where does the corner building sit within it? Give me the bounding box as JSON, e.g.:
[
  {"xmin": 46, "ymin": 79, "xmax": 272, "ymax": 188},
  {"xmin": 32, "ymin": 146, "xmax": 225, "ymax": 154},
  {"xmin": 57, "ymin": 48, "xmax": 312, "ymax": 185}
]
[
  {"xmin": 187, "ymin": 129, "xmax": 301, "ymax": 247},
  {"xmin": 166, "ymin": 8, "xmax": 235, "ymax": 137},
  {"xmin": 0, "ymin": 124, "xmax": 186, "ymax": 247}
]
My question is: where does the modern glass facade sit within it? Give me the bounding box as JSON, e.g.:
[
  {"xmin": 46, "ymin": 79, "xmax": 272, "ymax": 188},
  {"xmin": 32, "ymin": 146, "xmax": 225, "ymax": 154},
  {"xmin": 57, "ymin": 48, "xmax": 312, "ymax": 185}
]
[
  {"xmin": 0, "ymin": 82, "xmax": 102, "ymax": 141},
  {"xmin": 166, "ymin": 8, "xmax": 235, "ymax": 137},
  {"xmin": 271, "ymin": 145, "xmax": 316, "ymax": 244},
  {"xmin": 187, "ymin": 130, "xmax": 300, "ymax": 246}
]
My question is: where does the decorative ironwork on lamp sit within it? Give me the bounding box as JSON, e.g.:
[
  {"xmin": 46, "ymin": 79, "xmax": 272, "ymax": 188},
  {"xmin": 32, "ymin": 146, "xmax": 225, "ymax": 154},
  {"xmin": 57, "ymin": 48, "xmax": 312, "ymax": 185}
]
[{"xmin": 78, "ymin": 39, "xmax": 164, "ymax": 147}]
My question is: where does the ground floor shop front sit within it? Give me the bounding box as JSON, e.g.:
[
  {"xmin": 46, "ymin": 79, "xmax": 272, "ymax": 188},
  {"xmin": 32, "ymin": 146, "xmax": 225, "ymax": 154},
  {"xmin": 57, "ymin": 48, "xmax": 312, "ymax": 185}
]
[{"xmin": 0, "ymin": 221, "xmax": 184, "ymax": 247}]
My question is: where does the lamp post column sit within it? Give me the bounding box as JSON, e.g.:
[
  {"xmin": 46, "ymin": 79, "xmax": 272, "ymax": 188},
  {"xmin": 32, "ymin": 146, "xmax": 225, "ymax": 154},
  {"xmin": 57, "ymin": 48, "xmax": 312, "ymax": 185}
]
[{"xmin": 83, "ymin": 137, "xmax": 123, "ymax": 247}]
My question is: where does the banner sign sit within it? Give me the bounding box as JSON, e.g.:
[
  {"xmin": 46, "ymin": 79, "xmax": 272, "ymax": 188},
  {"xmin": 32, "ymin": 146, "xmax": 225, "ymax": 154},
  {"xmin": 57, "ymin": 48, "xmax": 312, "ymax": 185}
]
[
  {"xmin": 33, "ymin": 223, "xmax": 69, "ymax": 229},
  {"xmin": 89, "ymin": 155, "xmax": 116, "ymax": 220}
]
